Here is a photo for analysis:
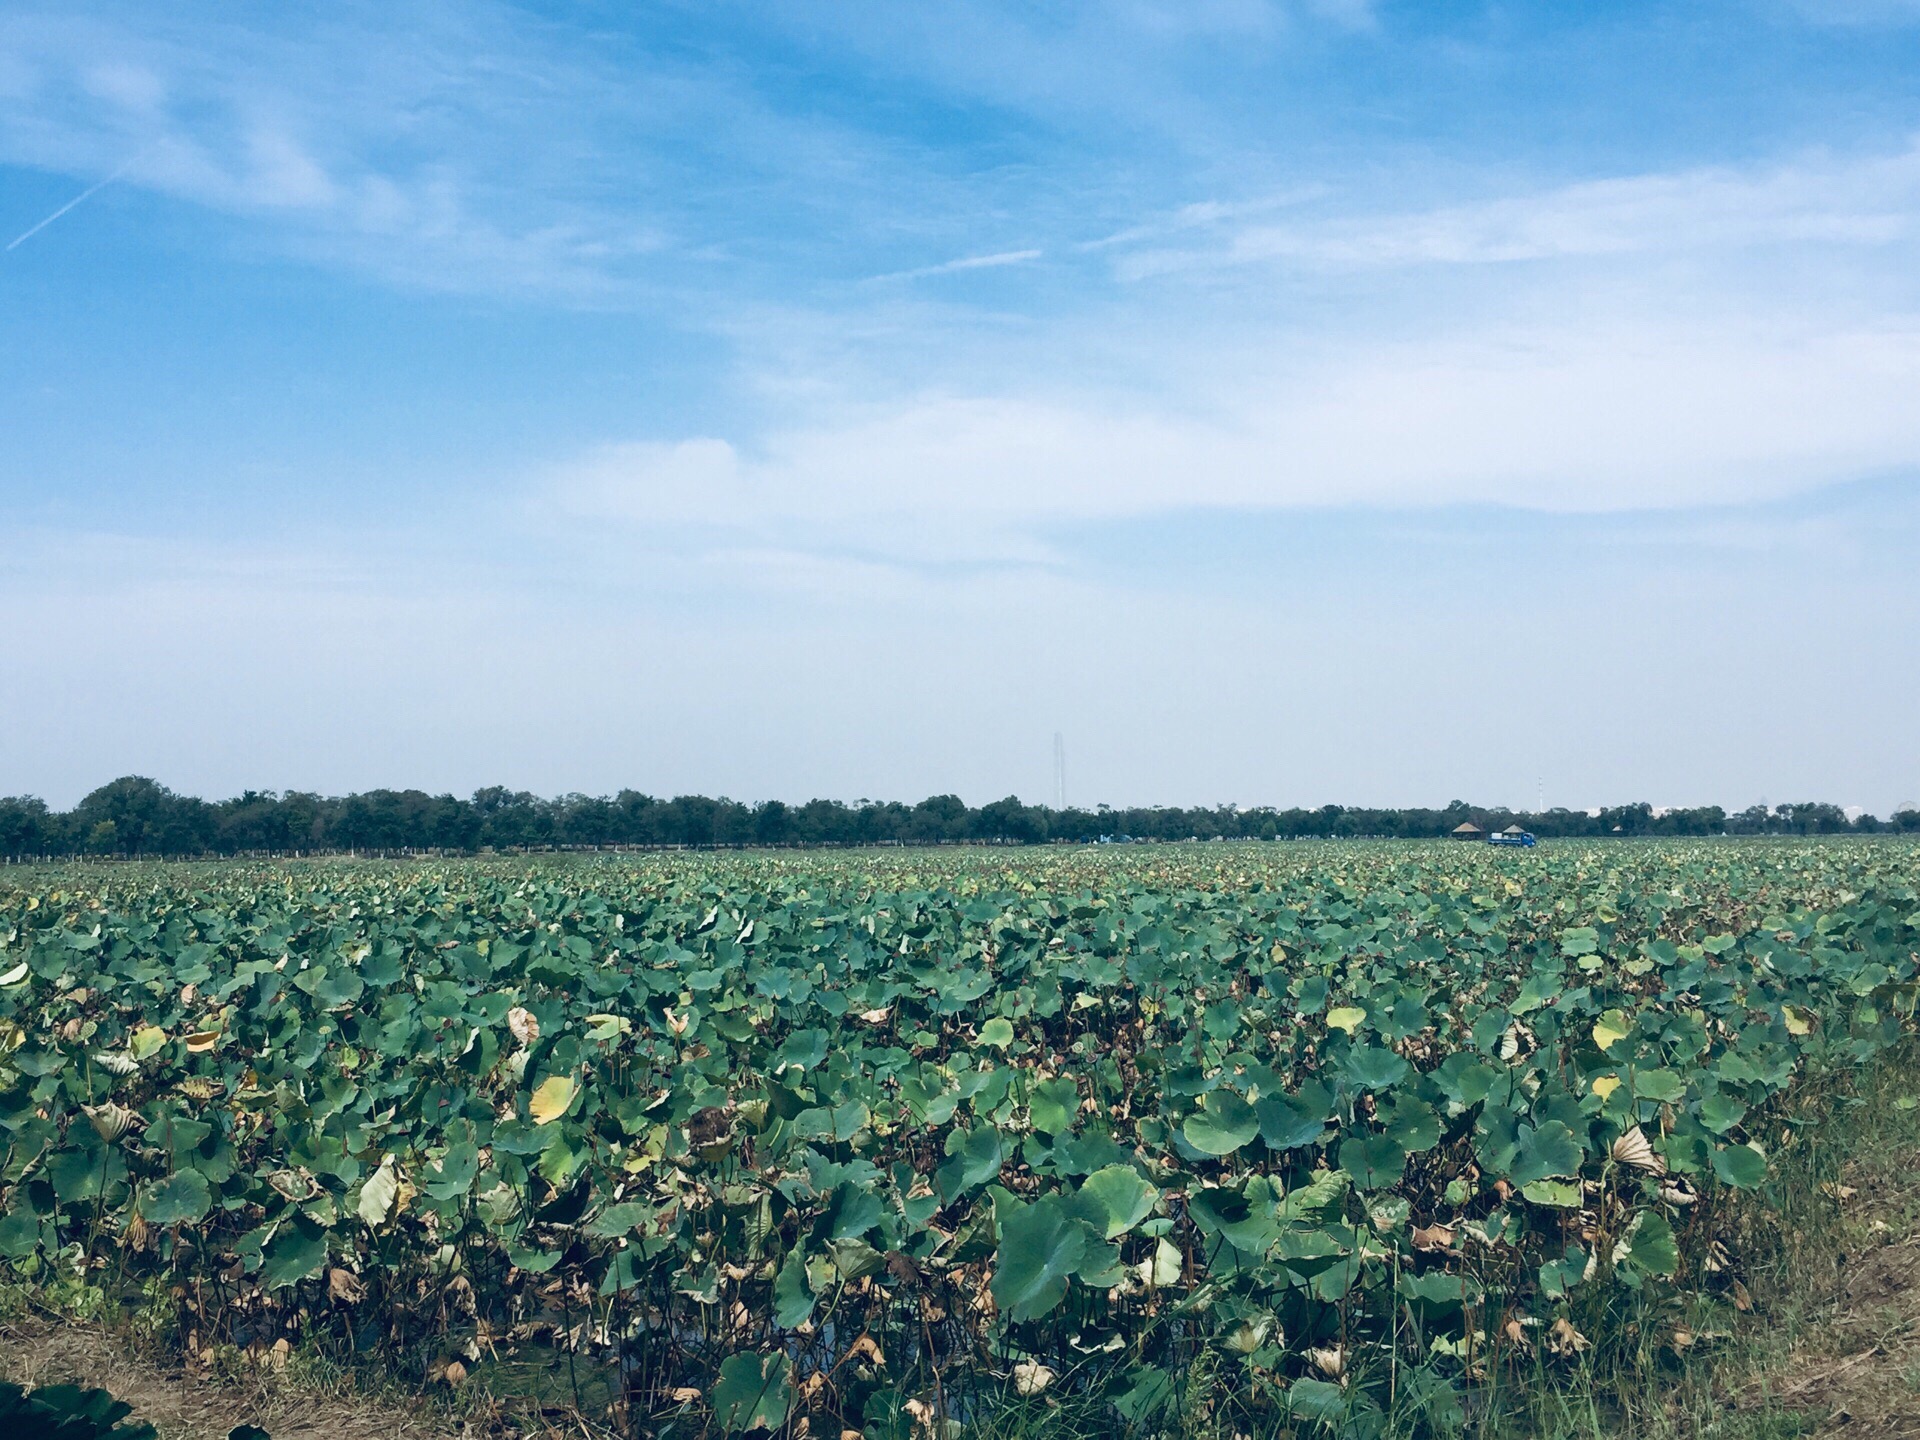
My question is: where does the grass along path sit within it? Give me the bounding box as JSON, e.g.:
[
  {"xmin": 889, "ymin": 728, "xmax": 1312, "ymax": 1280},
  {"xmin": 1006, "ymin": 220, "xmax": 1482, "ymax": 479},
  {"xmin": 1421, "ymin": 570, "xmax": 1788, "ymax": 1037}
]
[{"xmin": 1725, "ymin": 1046, "xmax": 1920, "ymax": 1438}]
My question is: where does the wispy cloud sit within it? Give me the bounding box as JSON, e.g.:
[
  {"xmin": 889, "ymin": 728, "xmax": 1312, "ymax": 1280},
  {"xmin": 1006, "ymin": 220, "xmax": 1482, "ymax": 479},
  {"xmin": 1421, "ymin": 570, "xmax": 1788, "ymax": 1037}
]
[
  {"xmin": 869, "ymin": 248, "xmax": 1043, "ymax": 282},
  {"xmin": 0, "ymin": 4, "xmax": 970, "ymax": 300},
  {"xmin": 1117, "ymin": 141, "xmax": 1920, "ymax": 277}
]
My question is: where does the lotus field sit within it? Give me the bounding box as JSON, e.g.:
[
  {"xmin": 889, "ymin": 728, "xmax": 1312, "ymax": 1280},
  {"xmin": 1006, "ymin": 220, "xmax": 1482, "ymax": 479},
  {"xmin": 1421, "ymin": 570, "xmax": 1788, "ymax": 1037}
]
[{"xmin": 2, "ymin": 841, "xmax": 1918, "ymax": 1436}]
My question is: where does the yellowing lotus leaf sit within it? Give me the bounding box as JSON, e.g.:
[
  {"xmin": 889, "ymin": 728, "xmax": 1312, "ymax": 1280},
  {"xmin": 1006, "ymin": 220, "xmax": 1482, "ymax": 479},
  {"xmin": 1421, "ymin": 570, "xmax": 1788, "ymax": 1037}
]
[
  {"xmin": 529, "ymin": 1074, "xmax": 578, "ymax": 1125},
  {"xmin": 1137, "ymin": 1236, "xmax": 1182, "ymax": 1288},
  {"xmin": 358, "ymin": 1156, "xmax": 400, "ymax": 1226},
  {"xmin": 1326, "ymin": 1006, "xmax": 1366, "ymax": 1035}
]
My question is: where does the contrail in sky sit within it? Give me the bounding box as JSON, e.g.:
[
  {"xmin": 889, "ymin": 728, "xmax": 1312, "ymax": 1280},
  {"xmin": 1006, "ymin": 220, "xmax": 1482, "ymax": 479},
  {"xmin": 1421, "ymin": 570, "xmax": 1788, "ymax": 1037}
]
[{"xmin": 6, "ymin": 153, "xmax": 144, "ymax": 252}]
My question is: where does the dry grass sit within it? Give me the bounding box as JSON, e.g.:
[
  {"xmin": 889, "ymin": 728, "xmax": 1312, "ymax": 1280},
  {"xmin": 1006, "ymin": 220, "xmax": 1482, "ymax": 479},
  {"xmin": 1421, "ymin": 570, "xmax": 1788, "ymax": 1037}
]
[
  {"xmin": 1751, "ymin": 1148, "xmax": 1920, "ymax": 1435},
  {"xmin": 0, "ymin": 1311, "xmax": 488, "ymax": 1440}
]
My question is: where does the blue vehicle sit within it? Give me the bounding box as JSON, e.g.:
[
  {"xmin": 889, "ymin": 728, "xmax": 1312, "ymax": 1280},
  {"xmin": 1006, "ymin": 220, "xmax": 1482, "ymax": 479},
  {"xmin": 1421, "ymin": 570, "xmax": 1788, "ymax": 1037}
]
[{"xmin": 1489, "ymin": 829, "xmax": 1536, "ymax": 848}]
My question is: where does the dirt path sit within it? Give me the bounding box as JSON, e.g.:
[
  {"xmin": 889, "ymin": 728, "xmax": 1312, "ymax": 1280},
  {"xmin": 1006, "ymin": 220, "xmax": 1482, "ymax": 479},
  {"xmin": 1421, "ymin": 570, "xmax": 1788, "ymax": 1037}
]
[
  {"xmin": 0, "ymin": 1315, "xmax": 480, "ymax": 1440},
  {"xmin": 1789, "ymin": 1229, "xmax": 1920, "ymax": 1435},
  {"xmin": 1747, "ymin": 1131, "xmax": 1920, "ymax": 1437}
]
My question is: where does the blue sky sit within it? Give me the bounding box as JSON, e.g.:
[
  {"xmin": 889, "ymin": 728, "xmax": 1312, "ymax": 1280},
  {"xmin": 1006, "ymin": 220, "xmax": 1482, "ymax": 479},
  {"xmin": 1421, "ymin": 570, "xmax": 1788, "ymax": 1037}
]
[{"xmin": 3, "ymin": 1, "xmax": 1918, "ymax": 813}]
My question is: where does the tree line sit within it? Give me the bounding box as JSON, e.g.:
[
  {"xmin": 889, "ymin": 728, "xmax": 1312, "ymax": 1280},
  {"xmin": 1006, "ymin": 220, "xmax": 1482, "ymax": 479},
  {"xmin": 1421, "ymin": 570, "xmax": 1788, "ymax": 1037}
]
[{"xmin": 1, "ymin": 777, "xmax": 1914, "ymax": 860}]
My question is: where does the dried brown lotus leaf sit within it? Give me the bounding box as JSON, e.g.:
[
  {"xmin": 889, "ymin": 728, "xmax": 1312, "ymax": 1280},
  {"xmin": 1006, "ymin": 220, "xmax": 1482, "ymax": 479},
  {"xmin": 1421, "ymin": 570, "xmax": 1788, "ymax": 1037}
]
[
  {"xmin": 1611, "ymin": 1125, "xmax": 1666, "ymax": 1175},
  {"xmin": 82, "ymin": 1102, "xmax": 136, "ymax": 1141}
]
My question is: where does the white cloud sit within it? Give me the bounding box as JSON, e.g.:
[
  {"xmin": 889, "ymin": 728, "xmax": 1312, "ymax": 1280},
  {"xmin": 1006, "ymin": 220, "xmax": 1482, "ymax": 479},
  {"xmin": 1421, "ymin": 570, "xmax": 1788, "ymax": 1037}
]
[
  {"xmin": 240, "ymin": 125, "xmax": 338, "ymax": 209},
  {"xmin": 1122, "ymin": 141, "xmax": 1920, "ymax": 276},
  {"xmin": 81, "ymin": 61, "xmax": 164, "ymax": 112},
  {"xmin": 553, "ymin": 307, "xmax": 1920, "ymax": 556}
]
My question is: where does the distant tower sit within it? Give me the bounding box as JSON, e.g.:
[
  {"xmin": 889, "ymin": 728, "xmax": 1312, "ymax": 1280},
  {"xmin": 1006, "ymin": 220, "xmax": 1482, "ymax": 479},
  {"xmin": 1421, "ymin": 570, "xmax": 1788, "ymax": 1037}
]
[{"xmin": 1052, "ymin": 732, "xmax": 1067, "ymax": 811}]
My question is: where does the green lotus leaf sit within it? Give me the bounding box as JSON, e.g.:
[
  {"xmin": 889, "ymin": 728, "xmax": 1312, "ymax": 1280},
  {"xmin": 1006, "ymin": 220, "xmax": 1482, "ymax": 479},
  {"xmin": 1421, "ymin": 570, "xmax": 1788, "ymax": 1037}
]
[
  {"xmin": 1113, "ymin": 1365, "xmax": 1176, "ymax": 1425},
  {"xmin": 1560, "ymin": 926, "xmax": 1600, "ymax": 957},
  {"xmin": 1696, "ymin": 1089, "xmax": 1747, "ymax": 1135},
  {"xmin": 139, "ymin": 1170, "xmax": 211, "ymax": 1227},
  {"xmin": 1338, "ymin": 1132, "xmax": 1407, "ymax": 1191},
  {"xmin": 1257, "ymin": 1088, "xmax": 1333, "ymax": 1151},
  {"xmin": 1381, "ymin": 1094, "xmax": 1441, "ymax": 1152},
  {"xmin": 1028, "ymin": 1075, "xmax": 1080, "ymax": 1136},
  {"xmin": 821, "ymin": 1182, "xmax": 885, "ymax": 1241},
  {"xmin": 1521, "ymin": 1178, "xmax": 1582, "ymax": 1207},
  {"xmin": 1189, "ymin": 1181, "xmax": 1283, "ymax": 1256},
  {"xmin": 1633, "ymin": 1069, "xmax": 1686, "ymax": 1103},
  {"xmin": 990, "ymin": 1195, "xmax": 1093, "ymax": 1321},
  {"xmin": 1279, "ymin": 1167, "xmax": 1350, "ymax": 1222},
  {"xmin": 1396, "ymin": 1269, "xmax": 1481, "ymax": 1309},
  {"xmin": 828, "ymin": 1236, "xmax": 886, "ymax": 1281},
  {"xmin": 506, "ymin": 1240, "xmax": 563, "ymax": 1274},
  {"xmin": 1288, "ymin": 1376, "xmax": 1369, "ymax": 1425},
  {"xmin": 1069, "ymin": 1164, "xmax": 1158, "ymax": 1239},
  {"xmin": 1620, "ymin": 1209, "xmax": 1679, "ymax": 1277},
  {"xmin": 421, "ymin": 1136, "xmax": 479, "ymax": 1202},
  {"xmin": 1342, "ymin": 1044, "xmax": 1411, "ymax": 1092},
  {"xmin": 1712, "ymin": 1142, "xmax": 1769, "ymax": 1189},
  {"xmin": 587, "ymin": 1201, "xmax": 657, "ymax": 1238},
  {"xmin": 1183, "ymin": 1089, "xmax": 1259, "ymax": 1156},
  {"xmin": 1508, "ymin": 1121, "xmax": 1583, "ymax": 1186},
  {"xmin": 711, "ymin": 1352, "xmax": 791, "ymax": 1435},
  {"xmin": 260, "ymin": 1214, "xmax": 329, "ymax": 1288},
  {"xmin": 47, "ymin": 1146, "xmax": 112, "ymax": 1204},
  {"xmin": 773, "ymin": 1248, "xmax": 815, "ymax": 1328},
  {"xmin": 1292, "ymin": 975, "xmax": 1330, "ymax": 1016},
  {"xmin": 937, "ymin": 1125, "xmax": 1004, "ymax": 1202}
]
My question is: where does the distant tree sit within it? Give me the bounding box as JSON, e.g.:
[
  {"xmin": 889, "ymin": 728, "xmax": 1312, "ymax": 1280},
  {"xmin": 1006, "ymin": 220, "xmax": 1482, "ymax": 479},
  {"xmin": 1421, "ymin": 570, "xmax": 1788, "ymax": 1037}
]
[
  {"xmin": 4, "ymin": 777, "xmax": 1901, "ymax": 856},
  {"xmin": 754, "ymin": 800, "xmax": 792, "ymax": 845},
  {"xmin": 70, "ymin": 776, "xmax": 215, "ymax": 855},
  {"xmin": 974, "ymin": 796, "xmax": 1047, "ymax": 844},
  {"xmin": 0, "ymin": 796, "xmax": 51, "ymax": 857},
  {"xmin": 908, "ymin": 794, "xmax": 969, "ymax": 843}
]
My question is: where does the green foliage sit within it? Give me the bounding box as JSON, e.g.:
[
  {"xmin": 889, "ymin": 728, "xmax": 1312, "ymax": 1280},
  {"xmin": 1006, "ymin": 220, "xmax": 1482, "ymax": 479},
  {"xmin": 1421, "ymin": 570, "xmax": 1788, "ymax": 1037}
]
[
  {"xmin": 711, "ymin": 1352, "xmax": 791, "ymax": 1433},
  {"xmin": 0, "ymin": 838, "xmax": 1916, "ymax": 1437}
]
